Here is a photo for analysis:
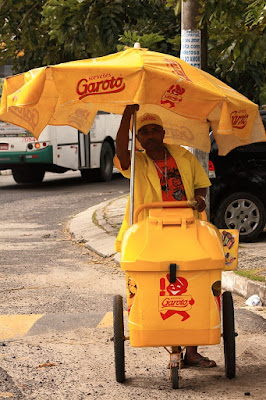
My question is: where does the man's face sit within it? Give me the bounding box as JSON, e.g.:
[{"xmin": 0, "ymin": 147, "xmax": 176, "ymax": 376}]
[{"xmin": 136, "ymin": 124, "xmax": 165, "ymax": 151}]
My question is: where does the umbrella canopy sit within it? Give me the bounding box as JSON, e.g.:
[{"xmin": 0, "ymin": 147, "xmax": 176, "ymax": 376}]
[{"xmin": 0, "ymin": 47, "xmax": 265, "ymax": 155}]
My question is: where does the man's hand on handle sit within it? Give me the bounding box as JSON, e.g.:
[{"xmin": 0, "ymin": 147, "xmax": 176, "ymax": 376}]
[
  {"xmin": 194, "ymin": 195, "xmax": 206, "ymax": 212},
  {"xmin": 192, "ymin": 188, "xmax": 207, "ymax": 212},
  {"xmin": 123, "ymin": 104, "xmax": 139, "ymax": 118}
]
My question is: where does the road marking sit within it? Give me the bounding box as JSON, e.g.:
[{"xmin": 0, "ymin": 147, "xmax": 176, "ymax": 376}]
[
  {"xmin": 27, "ymin": 312, "xmax": 104, "ymax": 335},
  {"xmin": 0, "ymin": 314, "xmax": 44, "ymax": 340},
  {"xmin": 0, "ymin": 392, "xmax": 15, "ymax": 398},
  {"xmin": 97, "ymin": 311, "xmax": 128, "ymax": 328},
  {"xmin": 97, "ymin": 312, "xmax": 113, "ymax": 328},
  {"xmin": 0, "ymin": 312, "xmax": 129, "ymax": 339}
]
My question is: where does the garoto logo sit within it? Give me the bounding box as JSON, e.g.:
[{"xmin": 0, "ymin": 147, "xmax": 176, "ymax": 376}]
[
  {"xmin": 76, "ymin": 76, "xmax": 125, "ymax": 100},
  {"xmin": 231, "ymin": 110, "xmax": 249, "ymax": 129},
  {"xmin": 10, "ymin": 107, "xmax": 39, "ymax": 130},
  {"xmin": 159, "ymin": 274, "xmax": 195, "ymax": 321}
]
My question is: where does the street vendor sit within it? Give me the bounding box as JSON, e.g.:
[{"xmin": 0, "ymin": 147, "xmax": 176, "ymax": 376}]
[{"xmin": 114, "ymin": 104, "xmax": 216, "ymax": 368}]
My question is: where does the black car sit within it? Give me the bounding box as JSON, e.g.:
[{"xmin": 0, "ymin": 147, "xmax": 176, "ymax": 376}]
[{"xmin": 210, "ymin": 109, "xmax": 266, "ymax": 242}]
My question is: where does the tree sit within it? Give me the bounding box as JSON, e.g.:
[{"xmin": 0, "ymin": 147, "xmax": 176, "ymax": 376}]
[
  {"xmin": 166, "ymin": 0, "xmax": 266, "ymax": 104},
  {"xmin": 43, "ymin": 0, "xmax": 178, "ymax": 57},
  {"xmin": 116, "ymin": 1, "xmax": 179, "ymax": 54},
  {"xmin": 1, "ymin": 0, "xmax": 264, "ymax": 104},
  {"xmin": 0, "ymin": 0, "xmax": 178, "ymax": 72},
  {"xmin": 0, "ymin": 0, "xmax": 49, "ymax": 71}
]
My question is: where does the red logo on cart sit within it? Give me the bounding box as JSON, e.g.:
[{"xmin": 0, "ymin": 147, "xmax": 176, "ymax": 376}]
[{"xmin": 159, "ymin": 275, "xmax": 195, "ymax": 321}]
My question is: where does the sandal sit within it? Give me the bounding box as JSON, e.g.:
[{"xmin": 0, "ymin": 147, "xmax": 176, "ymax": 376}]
[{"xmin": 184, "ymin": 356, "xmax": 217, "ymax": 368}]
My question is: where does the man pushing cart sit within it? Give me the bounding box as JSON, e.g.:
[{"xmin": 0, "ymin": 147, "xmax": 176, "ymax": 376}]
[{"xmin": 112, "ymin": 104, "xmax": 239, "ymax": 388}]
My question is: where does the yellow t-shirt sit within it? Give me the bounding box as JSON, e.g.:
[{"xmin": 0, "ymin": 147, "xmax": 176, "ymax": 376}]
[{"xmin": 114, "ymin": 144, "xmax": 211, "ymax": 252}]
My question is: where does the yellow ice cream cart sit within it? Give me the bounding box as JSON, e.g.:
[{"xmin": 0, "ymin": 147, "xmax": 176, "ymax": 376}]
[{"xmin": 113, "ymin": 111, "xmax": 239, "ymax": 390}]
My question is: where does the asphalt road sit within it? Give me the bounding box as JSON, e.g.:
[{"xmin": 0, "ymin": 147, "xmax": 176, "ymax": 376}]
[
  {"xmin": 0, "ymin": 171, "xmax": 129, "ymax": 314},
  {"xmin": 0, "ymin": 171, "xmax": 265, "ymax": 400}
]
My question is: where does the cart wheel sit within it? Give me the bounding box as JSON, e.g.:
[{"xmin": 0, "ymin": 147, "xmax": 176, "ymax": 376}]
[
  {"xmin": 222, "ymin": 291, "xmax": 236, "ymax": 379},
  {"xmin": 113, "ymin": 295, "xmax": 126, "ymax": 383},
  {"xmin": 171, "ymin": 366, "xmax": 179, "ymax": 389}
]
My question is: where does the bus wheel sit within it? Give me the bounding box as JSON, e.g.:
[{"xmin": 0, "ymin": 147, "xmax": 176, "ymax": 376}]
[
  {"xmin": 12, "ymin": 166, "xmax": 45, "ymax": 184},
  {"xmin": 99, "ymin": 142, "xmax": 113, "ymax": 182}
]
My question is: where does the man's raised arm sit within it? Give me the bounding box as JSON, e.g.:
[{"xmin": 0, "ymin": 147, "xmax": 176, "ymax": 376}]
[{"xmin": 116, "ymin": 104, "xmax": 139, "ymax": 170}]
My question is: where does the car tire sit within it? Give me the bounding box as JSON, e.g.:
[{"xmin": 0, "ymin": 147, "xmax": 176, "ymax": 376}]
[
  {"xmin": 99, "ymin": 142, "xmax": 114, "ymax": 182},
  {"xmin": 214, "ymin": 192, "xmax": 266, "ymax": 242}
]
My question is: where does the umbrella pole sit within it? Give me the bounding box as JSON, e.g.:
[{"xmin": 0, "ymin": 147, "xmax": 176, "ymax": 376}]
[{"xmin": 129, "ymin": 111, "xmax": 137, "ymax": 226}]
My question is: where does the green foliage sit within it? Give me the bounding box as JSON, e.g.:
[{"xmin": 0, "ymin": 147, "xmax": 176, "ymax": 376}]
[
  {"xmin": 165, "ymin": 0, "xmax": 181, "ymax": 15},
  {"xmin": 0, "ymin": 0, "xmax": 178, "ymax": 71},
  {"xmin": 165, "ymin": 0, "xmax": 266, "ymax": 104},
  {"xmin": 41, "ymin": 0, "xmax": 100, "ymax": 60},
  {"xmin": 117, "ymin": 31, "xmax": 165, "ymax": 51},
  {"xmin": 167, "ymin": 35, "xmax": 181, "ymax": 55},
  {"xmin": 0, "ymin": 0, "xmax": 265, "ymax": 103},
  {"xmin": 0, "ymin": 0, "xmax": 49, "ymax": 71},
  {"xmin": 117, "ymin": 1, "xmax": 179, "ymax": 55},
  {"xmin": 199, "ymin": 0, "xmax": 266, "ymax": 104}
]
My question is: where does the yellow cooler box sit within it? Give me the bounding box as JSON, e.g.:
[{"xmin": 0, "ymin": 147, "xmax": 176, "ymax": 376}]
[{"xmin": 120, "ymin": 205, "xmax": 239, "ymax": 348}]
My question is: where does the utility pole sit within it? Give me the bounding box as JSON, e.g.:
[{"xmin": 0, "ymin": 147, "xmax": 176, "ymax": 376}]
[{"xmin": 180, "ymin": 0, "xmax": 210, "ymax": 214}]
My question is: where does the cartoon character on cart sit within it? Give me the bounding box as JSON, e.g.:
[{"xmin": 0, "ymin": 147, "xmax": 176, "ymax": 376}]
[{"xmin": 159, "ymin": 274, "xmax": 195, "ymax": 321}]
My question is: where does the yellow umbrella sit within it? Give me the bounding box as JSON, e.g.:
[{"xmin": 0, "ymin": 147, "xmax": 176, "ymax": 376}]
[{"xmin": 0, "ymin": 47, "xmax": 265, "ymax": 155}]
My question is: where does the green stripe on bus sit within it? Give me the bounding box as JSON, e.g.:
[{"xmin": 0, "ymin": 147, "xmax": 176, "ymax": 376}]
[{"xmin": 0, "ymin": 145, "xmax": 53, "ymax": 164}]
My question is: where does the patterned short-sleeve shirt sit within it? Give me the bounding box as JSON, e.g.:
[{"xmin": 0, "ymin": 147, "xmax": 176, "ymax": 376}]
[{"xmin": 153, "ymin": 153, "xmax": 187, "ymax": 201}]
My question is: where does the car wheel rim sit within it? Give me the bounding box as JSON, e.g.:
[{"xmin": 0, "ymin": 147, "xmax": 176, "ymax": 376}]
[{"xmin": 224, "ymin": 198, "xmax": 260, "ymax": 236}]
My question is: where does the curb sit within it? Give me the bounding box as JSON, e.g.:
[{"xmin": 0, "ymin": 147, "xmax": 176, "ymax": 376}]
[
  {"xmin": 69, "ymin": 199, "xmax": 118, "ymax": 259},
  {"xmin": 69, "ymin": 199, "xmax": 265, "ymax": 305},
  {"xmin": 222, "ymin": 271, "xmax": 265, "ymax": 304}
]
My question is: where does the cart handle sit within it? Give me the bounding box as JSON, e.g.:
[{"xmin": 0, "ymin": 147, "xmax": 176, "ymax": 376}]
[{"xmin": 134, "ymin": 200, "xmax": 197, "ymax": 224}]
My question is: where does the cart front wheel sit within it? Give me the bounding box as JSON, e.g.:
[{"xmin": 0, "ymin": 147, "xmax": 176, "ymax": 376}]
[
  {"xmin": 113, "ymin": 295, "xmax": 126, "ymax": 383},
  {"xmin": 222, "ymin": 291, "xmax": 236, "ymax": 379},
  {"xmin": 171, "ymin": 366, "xmax": 179, "ymax": 389}
]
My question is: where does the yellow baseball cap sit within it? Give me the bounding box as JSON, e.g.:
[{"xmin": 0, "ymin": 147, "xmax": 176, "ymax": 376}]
[{"xmin": 137, "ymin": 113, "xmax": 163, "ymax": 132}]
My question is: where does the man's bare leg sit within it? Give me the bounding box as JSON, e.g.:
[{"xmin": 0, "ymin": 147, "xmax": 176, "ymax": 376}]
[
  {"xmin": 184, "ymin": 346, "xmax": 216, "ymax": 368},
  {"xmin": 169, "ymin": 346, "xmax": 216, "ymax": 368}
]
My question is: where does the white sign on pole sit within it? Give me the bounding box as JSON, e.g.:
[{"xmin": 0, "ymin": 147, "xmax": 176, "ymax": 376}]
[{"xmin": 180, "ymin": 29, "xmax": 201, "ymax": 68}]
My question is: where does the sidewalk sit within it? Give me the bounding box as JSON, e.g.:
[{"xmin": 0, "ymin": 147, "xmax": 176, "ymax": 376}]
[{"xmin": 69, "ymin": 195, "xmax": 266, "ymax": 305}]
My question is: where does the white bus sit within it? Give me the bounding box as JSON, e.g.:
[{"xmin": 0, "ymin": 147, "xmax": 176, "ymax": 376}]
[{"xmin": 0, "ymin": 111, "xmax": 122, "ymax": 184}]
